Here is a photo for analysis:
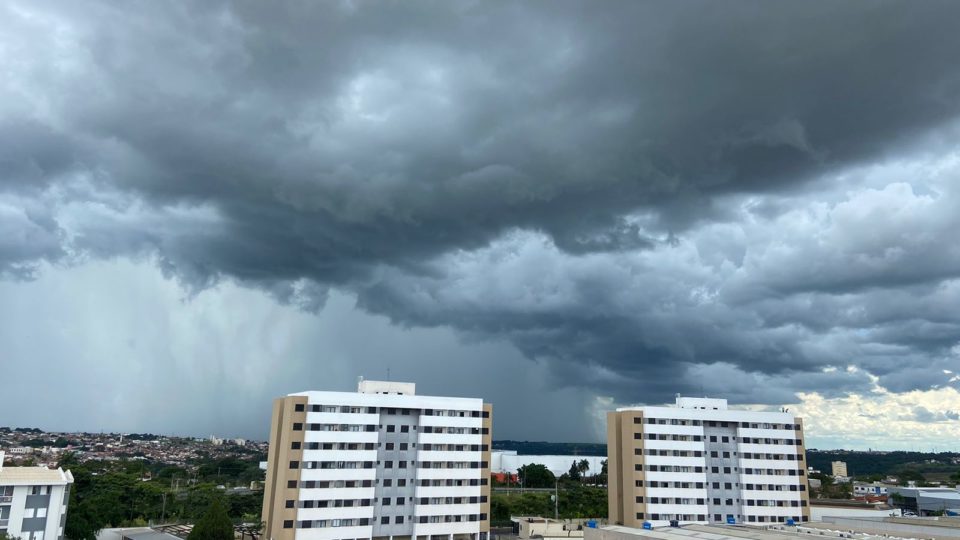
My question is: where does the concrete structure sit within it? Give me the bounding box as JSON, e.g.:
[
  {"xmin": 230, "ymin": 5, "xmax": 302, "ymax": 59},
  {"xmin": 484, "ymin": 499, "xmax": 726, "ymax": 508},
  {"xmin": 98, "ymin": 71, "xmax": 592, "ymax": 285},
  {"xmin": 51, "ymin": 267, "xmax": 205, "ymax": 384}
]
[
  {"xmin": 830, "ymin": 462, "xmax": 848, "ymax": 478},
  {"xmin": 512, "ymin": 517, "xmax": 592, "ymax": 540},
  {"xmin": 853, "ymin": 483, "xmax": 889, "ymax": 497},
  {"xmin": 0, "ymin": 452, "xmax": 74, "ymax": 540},
  {"xmin": 887, "ymin": 486, "xmax": 960, "ymax": 516},
  {"xmin": 585, "ymin": 523, "xmax": 934, "ymax": 540},
  {"xmin": 97, "ymin": 527, "xmax": 183, "ymax": 540},
  {"xmin": 817, "ymin": 516, "xmax": 960, "ymax": 540},
  {"xmin": 491, "ymin": 452, "xmax": 605, "ymax": 478},
  {"xmin": 261, "ymin": 380, "xmax": 493, "ymax": 540},
  {"xmin": 607, "ymin": 396, "xmax": 810, "ymax": 528},
  {"xmin": 809, "ymin": 500, "xmax": 900, "ymax": 520}
]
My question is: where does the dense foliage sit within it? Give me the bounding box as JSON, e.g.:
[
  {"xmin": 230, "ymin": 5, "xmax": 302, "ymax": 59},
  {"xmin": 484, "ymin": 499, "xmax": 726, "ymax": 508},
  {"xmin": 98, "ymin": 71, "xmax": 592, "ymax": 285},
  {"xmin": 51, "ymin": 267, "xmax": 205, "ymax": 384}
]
[
  {"xmin": 491, "ymin": 486, "xmax": 607, "ymax": 526},
  {"xmin": 187, "ymin": 499, "xmax": 234, "ymax": 540},
  {"xmin": 517, "ymin": 464, "xmax": 556, "ymax": 488},
  {"xmin": 58, "ymin": 454, "xmax": 262, "ymax": 540}
]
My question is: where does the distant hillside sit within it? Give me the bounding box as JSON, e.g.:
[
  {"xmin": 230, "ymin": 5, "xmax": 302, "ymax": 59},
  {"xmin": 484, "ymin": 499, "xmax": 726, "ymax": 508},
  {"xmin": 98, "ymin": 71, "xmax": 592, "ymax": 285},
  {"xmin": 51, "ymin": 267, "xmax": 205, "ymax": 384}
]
[
  {"xmin": 805, "ymin": 450, "xmax": 960, "ymax": 477},
  {"xmin": 493, "ymin": 440, "xmax": 607, "ymax": 456}
]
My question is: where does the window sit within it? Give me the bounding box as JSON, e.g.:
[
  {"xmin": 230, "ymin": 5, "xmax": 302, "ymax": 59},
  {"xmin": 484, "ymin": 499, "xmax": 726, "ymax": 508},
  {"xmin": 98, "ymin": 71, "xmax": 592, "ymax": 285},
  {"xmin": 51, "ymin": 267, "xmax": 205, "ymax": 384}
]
[
  {"xmin": 400, "ymin": 443, "xmax": 408, "ymax": 450},
  {"xmin": 709, "ymin": 436, "xmax": 717, "ymax": 442},
  {"xmin": 291, "ymin": 441, "xmax": 301, "ymax": 450},
  {"xmin": 395, "ymin": 516, "xmax": 404, "ymax": 524},
  {"xmin": 283, "ymin": 520, "xmax": 293, "ymax": 529},
  {"xmin": 381, "ymin": 517, "xmax": 389, "ymax": 525},
  {"xmin": 289, "ymin": 461, "xmax": 299, "ymax": 469},
  {"xmin": 401, "ymin": 425, "xmax": 410, "ymax": 433},
  {"xmin": 721, "ymin": 436, "xmax": 729, "ymax": 443},
  {"xmin": 722, "ymin": 451, "xmax": 730, "ymax": 458},
  {"xmin": 287, "ymin": 480, "xmax": 297, "ymax": 488},
  {"xmin": 292, "ymin": 422, "xmax": 303, "ymax": 431},
  {"xmin": 385, "ymin": 461, "xmax": 393, "ymax": 468},
  {"xmin": 398, "ymin": 479, "xmax": 407, "ymax": 487},
  {"xmin": 383, "ymin": 497, "xmax": 392, "ymax": 505},
  {"xmin": 387, "ymin": 425, "xmax": 396, "ymax": 432},
  {"xmin": 295, "ymin": 403, "xmax": 305, "ymax": 412},
  {"xmin": 285, "ymin": 500, "xmax": 295, "ymax": 508}
]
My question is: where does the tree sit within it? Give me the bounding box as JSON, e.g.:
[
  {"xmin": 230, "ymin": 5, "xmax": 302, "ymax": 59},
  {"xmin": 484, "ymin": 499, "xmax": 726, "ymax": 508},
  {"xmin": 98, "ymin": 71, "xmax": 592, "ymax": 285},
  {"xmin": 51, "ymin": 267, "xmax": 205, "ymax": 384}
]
[
  {"xmin": 1, "ymin": 532, "xmax": 23, "ymax": 540},
  {"xmin": 188, "ymin": 498, "xmax": 234, "ymax": 540},
  {"xmin": 567, "ymin": 461, "xmax": 581, "ymax": 482},
  {"xmin": 517, "ymin": 464, "xmax": 556, "ymax": 488},
  {"xmin": 577, "ymin": 460, "xmax": 590, "ymax": 480}
]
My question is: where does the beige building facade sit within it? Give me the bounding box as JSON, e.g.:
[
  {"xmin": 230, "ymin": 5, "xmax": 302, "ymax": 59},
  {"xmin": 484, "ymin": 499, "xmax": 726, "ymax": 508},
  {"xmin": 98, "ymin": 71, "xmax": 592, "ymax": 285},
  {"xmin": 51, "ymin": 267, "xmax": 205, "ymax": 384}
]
[
  {"xmin": 608, "ymin": 397, "xmax": 811, "ymax": 528},
  {"xmin": 262, "ymin": 381, "xmax": 492, "ymax": 540}
]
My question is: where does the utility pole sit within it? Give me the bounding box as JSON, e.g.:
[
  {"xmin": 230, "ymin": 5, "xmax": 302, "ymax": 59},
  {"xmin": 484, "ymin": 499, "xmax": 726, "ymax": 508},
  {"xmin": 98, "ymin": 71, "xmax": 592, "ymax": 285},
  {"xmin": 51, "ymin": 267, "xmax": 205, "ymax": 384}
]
[{"xmin": 554, "ymin": 478, "xmax": 559, "ymax": 520}]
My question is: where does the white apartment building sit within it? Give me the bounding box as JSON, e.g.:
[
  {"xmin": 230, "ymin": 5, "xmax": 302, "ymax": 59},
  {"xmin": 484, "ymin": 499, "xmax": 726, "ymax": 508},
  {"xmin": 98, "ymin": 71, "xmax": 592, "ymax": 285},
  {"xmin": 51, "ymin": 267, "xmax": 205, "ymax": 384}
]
[
  {"xmin": 261, "ymin": 380, "xmax": 493, "ymax": 540},
  {"xmin": 607, "ymin": 397, "xmax": 810, "ymax": 528},
  {"xmin": 0, "ymin": 451, "xmax": 74, "ymax": 540}
]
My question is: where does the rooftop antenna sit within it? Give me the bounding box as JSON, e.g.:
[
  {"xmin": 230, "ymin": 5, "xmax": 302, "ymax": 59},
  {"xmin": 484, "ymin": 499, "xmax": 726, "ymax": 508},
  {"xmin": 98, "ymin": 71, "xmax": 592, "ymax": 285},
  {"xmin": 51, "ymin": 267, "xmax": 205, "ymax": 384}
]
[{"xmin": 387, "ymin": 367, "xmax": 391, "ymax": 382}]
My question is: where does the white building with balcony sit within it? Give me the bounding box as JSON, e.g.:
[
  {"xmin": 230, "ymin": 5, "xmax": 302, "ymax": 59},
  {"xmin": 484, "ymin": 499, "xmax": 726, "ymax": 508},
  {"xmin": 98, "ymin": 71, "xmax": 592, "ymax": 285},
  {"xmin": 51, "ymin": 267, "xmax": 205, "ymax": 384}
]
[
  {"xmin": 0, "ymin": 451, "xmax": 74, "ymax": 540},
  {"xmin": 261, "ymin": 380, "xmax": 493, "ymax": 540},
  {"xmin": 607, "ymin": 397, "xmax": 810, "ymax": 529}
]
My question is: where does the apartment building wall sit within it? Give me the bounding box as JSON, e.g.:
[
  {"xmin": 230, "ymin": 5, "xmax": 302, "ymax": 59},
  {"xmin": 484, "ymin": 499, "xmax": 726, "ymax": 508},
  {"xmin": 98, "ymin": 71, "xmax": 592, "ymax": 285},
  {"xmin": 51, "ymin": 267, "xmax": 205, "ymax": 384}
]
[
  {"xmin": 261, "ymin": 382, "xmax": 492, "ymax": 540},
  {"xmin": 0, "ymin": 464, "xmax": 73, "ymax": 540},
  {"xmin": 607, "ymin": 397, "xmax": 809, "ymax": 528}
]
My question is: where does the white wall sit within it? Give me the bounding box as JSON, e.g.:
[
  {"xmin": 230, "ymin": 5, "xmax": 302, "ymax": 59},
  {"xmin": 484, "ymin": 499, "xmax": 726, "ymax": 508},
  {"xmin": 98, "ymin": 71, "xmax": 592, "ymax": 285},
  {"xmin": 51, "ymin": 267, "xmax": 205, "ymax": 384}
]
[{"xmin": 810, "ymin": 505, "xmax": 902, "ymax": 521}]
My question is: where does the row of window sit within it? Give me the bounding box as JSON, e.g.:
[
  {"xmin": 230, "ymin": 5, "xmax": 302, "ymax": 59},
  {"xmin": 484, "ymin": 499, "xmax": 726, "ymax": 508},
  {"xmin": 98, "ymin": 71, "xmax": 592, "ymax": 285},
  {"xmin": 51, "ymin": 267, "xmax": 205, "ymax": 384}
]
[
  {"xmin": 293, "ymin": 404, "xmax": 489, "ymax": 418},
  {"xmin": 288, "ymin": 498, "xmax": 371, "ymax": 509},
  {"xmin": 290, "ymin": 441, "xmax": 489, "ymax": 452},
  {"xmin": 634, "ymin": 513, "xmax": 804, "ymax": 523},
  {"xmin": 634, "ymin": 433, "xmax": 804, "ymax": 446},
  {"xmin": 744, "ymin": 484, "xmax": 806, "ymax": 491},
  {"xmin": 741, "ymin": 452, "xmax": 802, "ymax": 460},
  {"xmin": 637, "ymin": 449, "xmax": 802, "ymax": 462},
  {"xmin": 283, "ymin": 513, "xmax": 489, "ymax": 529},
  {"xmin": 291, "ymin": 460, "xmax": 487, "ymax": 470},
  {"xmin": 292, "ymin": 423, "xmax": 490, "ymax": 434},
  {"xmin": 637, "ymin": 464, "xmax": 804, "ymax": 474},
  {"xmin": 638, "ymin": 419, "xmax": 801, "ymax": 431},
  {"xmin": 746, "ymin": 500, "xmax": 808, "ymax": 507},
  {"xmin": 288, "ymin": 478, "xmax": 490, "ymax": 489},
  {"xmin": 741, "ymin": 437, "xmax": 803, "ymax": 446}
]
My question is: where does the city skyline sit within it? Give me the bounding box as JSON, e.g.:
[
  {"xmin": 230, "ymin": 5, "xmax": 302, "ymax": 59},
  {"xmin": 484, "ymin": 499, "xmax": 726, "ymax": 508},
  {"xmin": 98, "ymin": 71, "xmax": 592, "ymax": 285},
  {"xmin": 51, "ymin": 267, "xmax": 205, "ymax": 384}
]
[{"xmin": 2, "ymin": 2, "xmax": 960, "ymax": 450}]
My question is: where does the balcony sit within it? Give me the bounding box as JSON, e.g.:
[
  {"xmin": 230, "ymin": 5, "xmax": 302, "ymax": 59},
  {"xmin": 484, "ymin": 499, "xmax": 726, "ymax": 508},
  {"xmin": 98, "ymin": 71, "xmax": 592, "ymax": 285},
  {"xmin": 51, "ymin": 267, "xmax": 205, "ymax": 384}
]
[{"xmin": 0, "ymin": 495, "xmax": 13, "ymax": 504}]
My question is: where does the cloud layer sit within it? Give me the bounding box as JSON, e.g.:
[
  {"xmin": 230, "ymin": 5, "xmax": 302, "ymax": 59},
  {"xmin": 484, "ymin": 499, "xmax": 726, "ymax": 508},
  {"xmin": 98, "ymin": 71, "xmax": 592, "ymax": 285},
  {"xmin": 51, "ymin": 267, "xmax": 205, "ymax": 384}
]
[{"xmin": 2, "ymin": 1, "xmax": 960, "ymax": 444}]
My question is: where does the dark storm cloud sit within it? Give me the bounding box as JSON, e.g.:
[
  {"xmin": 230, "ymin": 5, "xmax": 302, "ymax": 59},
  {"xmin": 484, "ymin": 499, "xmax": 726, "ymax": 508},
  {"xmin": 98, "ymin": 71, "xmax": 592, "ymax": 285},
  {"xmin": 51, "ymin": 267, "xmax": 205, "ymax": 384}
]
[{"xmin": 2, "ymin": 0, "xmax": 960, "ymax": 414}]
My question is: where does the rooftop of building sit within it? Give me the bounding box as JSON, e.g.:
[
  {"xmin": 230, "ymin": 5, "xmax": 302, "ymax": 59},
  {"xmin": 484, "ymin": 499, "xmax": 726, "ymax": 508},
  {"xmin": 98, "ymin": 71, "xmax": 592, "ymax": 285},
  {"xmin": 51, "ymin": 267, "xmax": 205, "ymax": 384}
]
[
  {"xmin": 0, "ymin": 465, "xmax": 74, "ymax": 485},
  {"xmin": 97, "ymin": 527, "xmax": 184, "ymax": 540},
  {"xmin": 592, "ymin": 521, "xmax": 960, "ymax": 540},
  {"xmin": 615, "ymin": 396, "xmax": 795, "ymax": 419}
]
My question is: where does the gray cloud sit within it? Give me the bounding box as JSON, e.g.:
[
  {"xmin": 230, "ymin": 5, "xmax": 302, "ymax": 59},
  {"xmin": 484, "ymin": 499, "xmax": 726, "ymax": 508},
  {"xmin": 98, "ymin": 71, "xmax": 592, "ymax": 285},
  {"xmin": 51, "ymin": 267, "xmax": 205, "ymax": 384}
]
[{"xmin": 2, "ymin": 0, "xmax": 960, "ymax": 439}]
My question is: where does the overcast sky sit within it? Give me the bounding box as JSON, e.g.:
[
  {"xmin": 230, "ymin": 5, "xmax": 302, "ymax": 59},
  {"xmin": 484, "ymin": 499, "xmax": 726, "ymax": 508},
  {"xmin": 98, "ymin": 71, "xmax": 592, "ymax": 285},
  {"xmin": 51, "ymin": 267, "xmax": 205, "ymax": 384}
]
[{"xmin": 2, "ymin": 1, "xmax": 960, "ymax": 450}]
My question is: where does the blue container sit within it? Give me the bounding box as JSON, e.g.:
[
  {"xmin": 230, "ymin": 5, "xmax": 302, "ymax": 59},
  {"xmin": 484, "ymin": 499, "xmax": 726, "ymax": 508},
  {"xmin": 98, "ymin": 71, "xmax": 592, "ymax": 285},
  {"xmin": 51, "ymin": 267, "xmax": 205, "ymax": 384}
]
[
  {"xmin": 642, "ymin": 522, "xmax": 653, "ymax": 530},
  {"xmin": 786, "ymin": 519, "xmax": 796, "ymax": 526},
  {"xmin": 726, "ymin": 517, "xmax": 736, "ymax": 525},
  {"xmin": 587, "ymin": 521, "xmax": 597, "ymax": 529}
]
